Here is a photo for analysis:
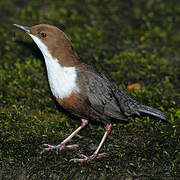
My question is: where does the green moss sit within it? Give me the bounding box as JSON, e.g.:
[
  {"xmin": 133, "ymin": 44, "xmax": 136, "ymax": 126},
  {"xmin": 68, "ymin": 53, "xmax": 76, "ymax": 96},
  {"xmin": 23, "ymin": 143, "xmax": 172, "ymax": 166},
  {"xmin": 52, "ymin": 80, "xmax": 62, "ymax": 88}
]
[{"xmin": 0, "ymin": 0, "xmax": 179, "ymax": 179}]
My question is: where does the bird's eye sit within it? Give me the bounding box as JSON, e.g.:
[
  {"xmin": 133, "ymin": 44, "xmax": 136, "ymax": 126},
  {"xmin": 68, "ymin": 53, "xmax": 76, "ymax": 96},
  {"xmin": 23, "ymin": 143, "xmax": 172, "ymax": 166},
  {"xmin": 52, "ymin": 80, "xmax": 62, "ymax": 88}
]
[{"xmin": 41, "ymin": 32, "xmax": 47, "ymax": 38}]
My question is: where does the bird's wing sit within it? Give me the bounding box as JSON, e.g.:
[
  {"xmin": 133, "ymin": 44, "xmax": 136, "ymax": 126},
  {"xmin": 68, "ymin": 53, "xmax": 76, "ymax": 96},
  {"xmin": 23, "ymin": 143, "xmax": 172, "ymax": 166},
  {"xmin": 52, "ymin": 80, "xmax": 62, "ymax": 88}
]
[
  {"xmin": 81, "ymin": 71, "xmax": 113, "ymax": 113},
  {"xmin": 78, "ymin": 67, "xmax": 127, "ymax": 120}
]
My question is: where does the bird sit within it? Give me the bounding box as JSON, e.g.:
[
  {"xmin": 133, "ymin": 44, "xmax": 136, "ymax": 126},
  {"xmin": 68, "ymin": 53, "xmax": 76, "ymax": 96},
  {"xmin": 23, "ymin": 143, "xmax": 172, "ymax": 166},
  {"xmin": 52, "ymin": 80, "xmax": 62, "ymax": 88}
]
[{"xmin": 13, "ymin": 23, "xmax": 168, "ymax": 162}]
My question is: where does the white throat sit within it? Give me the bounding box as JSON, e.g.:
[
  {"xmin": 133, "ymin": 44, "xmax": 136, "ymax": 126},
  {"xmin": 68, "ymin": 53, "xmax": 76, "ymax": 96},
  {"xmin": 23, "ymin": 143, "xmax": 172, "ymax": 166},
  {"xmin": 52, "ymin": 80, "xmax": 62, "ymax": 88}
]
[{"xmin": 29, "ymin": 34, "xmax": 79, "ymax": 98}]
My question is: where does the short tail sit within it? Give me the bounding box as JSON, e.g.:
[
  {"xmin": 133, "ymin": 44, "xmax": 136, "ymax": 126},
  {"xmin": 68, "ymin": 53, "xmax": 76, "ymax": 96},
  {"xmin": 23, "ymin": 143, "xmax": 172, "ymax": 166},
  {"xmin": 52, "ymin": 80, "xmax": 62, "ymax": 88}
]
[{"xmin": 138, "ymin": 104, "xmax": 168, "ymax": 121}]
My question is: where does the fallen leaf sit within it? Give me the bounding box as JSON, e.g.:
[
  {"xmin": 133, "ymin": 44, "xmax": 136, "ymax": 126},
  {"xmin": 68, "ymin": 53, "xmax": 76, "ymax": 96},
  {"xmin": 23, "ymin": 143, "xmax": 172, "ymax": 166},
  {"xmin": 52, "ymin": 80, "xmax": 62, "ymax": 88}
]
[
  {"xmin": 140, "ymin": 36, "xmax": 145, "ymax": 41},
  {"xmin": 127, "ymin": 83, "xmax": 141, "ymax": 90},
  {"xmin": 148, "ymin": 12, "xmax": 153, "ymax": 18}
]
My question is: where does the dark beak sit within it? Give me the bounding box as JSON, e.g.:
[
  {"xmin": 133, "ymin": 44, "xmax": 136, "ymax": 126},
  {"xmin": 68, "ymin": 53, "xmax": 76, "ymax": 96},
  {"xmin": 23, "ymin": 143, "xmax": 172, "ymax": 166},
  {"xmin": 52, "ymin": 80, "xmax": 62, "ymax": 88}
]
[{"xmin": 13, "ymin": 24, "xmax": 30, "ymax": 33}]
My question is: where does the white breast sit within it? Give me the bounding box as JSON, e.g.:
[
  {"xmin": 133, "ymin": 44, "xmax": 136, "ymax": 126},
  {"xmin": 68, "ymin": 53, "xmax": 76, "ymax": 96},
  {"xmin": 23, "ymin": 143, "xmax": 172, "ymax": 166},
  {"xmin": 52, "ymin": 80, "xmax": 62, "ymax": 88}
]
[{"xmin": 29, "ymin": 34, "xmax": 80, "ymax": 98}]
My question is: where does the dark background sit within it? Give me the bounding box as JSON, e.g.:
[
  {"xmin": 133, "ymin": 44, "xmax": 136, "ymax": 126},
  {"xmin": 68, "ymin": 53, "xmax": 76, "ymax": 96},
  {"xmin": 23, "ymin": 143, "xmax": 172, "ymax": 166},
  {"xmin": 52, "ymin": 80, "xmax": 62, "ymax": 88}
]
[{"xmin": 0, "ymin": 0, "xmax": 179, "ymax": 179}]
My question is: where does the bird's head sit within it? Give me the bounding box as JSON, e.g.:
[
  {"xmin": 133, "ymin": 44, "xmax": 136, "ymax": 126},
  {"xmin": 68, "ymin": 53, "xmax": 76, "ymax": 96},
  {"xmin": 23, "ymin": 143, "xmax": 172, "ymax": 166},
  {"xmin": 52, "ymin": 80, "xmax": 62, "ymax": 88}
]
[{"xmin": 14, "ymin": 24, "xmax": 79, "ymax": 66}]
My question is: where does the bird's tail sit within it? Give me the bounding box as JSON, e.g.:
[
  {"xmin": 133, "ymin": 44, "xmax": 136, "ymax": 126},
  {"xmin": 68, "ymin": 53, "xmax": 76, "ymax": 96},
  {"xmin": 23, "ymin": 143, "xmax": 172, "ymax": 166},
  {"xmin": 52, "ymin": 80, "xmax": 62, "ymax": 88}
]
[{"xmin": 138, "ymin": 104, "xmax": 168, "ymax": 121}]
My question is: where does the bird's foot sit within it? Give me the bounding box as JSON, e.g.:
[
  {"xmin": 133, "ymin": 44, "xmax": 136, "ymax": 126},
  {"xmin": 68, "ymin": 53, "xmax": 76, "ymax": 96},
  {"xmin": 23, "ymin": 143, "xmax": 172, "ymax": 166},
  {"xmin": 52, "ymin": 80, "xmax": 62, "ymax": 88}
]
[
  {"xmin": 41, "ymin": 143, "xmax": 79, "ymax": 153},
  {"xmin": 70, "ymin": 153, "xmax": 107, "ymax": 163}
]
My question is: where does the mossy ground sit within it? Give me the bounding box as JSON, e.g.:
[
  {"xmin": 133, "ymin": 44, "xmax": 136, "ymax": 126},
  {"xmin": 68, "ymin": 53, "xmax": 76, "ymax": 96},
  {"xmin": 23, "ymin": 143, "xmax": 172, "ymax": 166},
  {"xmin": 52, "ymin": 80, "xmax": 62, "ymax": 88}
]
[{"xmin": 0, "ymin": 0, "xmax": 180, "ymax": 179}]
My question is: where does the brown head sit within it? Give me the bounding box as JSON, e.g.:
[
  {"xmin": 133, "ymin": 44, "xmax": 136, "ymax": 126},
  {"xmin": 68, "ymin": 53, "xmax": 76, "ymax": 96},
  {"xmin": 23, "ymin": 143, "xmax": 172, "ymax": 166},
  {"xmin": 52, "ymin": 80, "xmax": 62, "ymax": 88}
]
[{"xmin": 13, "ymin": 24, "xmax": 80, "ymax": 66}]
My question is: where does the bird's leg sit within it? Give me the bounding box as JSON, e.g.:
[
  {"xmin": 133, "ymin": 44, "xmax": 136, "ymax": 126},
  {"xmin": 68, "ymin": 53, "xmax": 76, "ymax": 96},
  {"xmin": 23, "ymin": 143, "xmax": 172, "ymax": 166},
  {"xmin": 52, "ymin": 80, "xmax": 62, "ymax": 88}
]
[
  {"xmin": 70, "ymin": 123, "xmax": 112, "ymax": 163},
  {"xmin": 41, "ymin": 119, "xmax": 88, "ymax": 153}
]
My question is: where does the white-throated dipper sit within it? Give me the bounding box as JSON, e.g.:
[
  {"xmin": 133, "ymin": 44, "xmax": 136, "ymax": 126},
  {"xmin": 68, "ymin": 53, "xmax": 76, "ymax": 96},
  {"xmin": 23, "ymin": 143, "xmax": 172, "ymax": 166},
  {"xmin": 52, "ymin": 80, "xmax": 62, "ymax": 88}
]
[{"xmin": 14, "ymin": 24, "xmax": 168, "ymax": 162}]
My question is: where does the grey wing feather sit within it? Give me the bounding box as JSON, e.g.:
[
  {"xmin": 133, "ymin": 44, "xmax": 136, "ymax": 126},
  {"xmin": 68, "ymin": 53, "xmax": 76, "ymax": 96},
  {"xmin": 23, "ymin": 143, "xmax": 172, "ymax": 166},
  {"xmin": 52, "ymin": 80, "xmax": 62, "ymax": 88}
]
[
  {"xmin": 82, "ymin": 71, "xmax": 113, "ymax": 113},
  {"xmin": 80, "ymin": 70, "xmax": 127, "ymax": 120}
]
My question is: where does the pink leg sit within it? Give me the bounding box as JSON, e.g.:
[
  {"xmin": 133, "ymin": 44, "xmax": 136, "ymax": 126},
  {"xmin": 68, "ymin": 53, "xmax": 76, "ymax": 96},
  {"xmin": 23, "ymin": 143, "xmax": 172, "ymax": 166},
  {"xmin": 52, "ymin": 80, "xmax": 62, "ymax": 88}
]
[
  {"xmin": 70, "ymin": 123, "xmax": 112, "ymax": 163},
  {"xmin": 41, "ymin": 119, "xmax": 88, "ymax": 153}
]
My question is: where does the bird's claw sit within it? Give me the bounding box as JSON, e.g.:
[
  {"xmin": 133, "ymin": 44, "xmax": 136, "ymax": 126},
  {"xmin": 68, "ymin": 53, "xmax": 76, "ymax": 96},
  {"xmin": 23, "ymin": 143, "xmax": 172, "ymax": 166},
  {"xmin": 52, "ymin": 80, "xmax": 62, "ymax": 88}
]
[
  {"xmin": 41, "ymin": 143, "xmax": 79, "ymax": 153},
  {"xmin": 41, "ymin": 144, "xmax": 56, "ymax": 153},
  {"xmin": 69, "ymin": 152, "xmax": 107, "ymax": 163}
]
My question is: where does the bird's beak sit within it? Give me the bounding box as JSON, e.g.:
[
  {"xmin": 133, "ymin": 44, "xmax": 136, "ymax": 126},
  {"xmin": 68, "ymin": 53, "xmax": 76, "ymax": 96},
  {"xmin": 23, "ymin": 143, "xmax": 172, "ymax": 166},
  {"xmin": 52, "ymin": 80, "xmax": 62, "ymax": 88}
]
[{"xmin": 13, "ymin": 24, "xmax": 30, "ymax": 33}]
